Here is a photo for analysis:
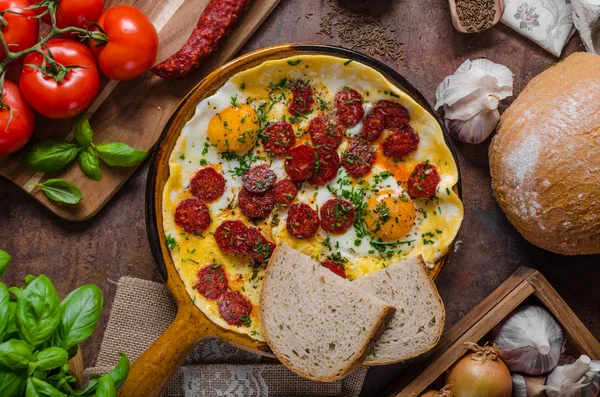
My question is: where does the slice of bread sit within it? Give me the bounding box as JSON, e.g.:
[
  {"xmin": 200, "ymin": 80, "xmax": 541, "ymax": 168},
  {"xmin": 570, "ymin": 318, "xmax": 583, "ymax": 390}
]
[
  {"xmin": 260, "ymin": 243, "xmax": 394, "ymax": 382},
  {"xmin": 354, "ymin": 255, "xmax": 445, "ymax": 366}
]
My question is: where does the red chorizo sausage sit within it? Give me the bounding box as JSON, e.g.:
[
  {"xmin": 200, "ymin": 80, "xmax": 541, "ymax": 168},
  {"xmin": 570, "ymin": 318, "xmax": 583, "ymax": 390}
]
[{"xmin": 152, "ymin": 0, "xmax": 253, "ymax": 79}]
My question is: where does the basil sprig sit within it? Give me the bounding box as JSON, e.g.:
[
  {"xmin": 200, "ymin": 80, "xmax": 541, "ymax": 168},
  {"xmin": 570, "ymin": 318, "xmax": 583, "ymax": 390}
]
[
  {"xmin": 22, "ymin": 116, "xmax": 148, "ymax": 182},
  {"xmin": 0, "ymin": 251, "xmax": 130, "ymax": 397},
  {"xmin": 36, "ymin": 179, "xmax": 82, "ymax": 205}
]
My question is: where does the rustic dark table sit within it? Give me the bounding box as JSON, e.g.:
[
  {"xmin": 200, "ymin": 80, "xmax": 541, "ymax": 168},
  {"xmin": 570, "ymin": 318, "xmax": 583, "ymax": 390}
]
[{"xmin": 1, "ymin": 1, "xmax": 599, "ymax": 395}]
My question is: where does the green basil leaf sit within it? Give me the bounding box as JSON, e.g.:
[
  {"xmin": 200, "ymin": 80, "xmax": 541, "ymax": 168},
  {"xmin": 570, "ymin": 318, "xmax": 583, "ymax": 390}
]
[
  {"xmin": 58, "ymin": 285, "xmax": 103, "ymax": 351},
  {"xmin": 0, "ymin": 283, "xmax": 9, "ymax": 340},
  {"xmin": 78, "ymin": 147, "xmax": 101, "ymax": 181},
  {"xmin": 0, "ymin": 250, "xmax": 11, "ymax": 277},
  {"xmin": 106, "ymin": 353, "xmax": 129, "ymax": 390},
  {"xmin": 95, "ymin": 142, "xmax": 147, "ymax": 167},
  {"xmin": 0, "ymin": 339, "xmax": 33, "ymax": 369},
  {"xmin": 73, "ymin": 116, "xmax": 94, "ymax": 146},
  {"xmin": 24, "ymin": 274, "xmax": 36, "ymax": 286},
  {"xmin": 26, "ymin": 377, "xmax": 66, "ymax": 397},
  {"xmin": 21, "ymin": 141, "xmax": 80, "ymax": 173},
  {"xmin": 16, "ymin": 275, "xmax": 61, "ymax": 347},
  {"xmin": 4, "ymin": 301, "xmax": 18, "ymax": 341},
  {"xmin": 34, "ymin": 347, "xmax": 68, "ymax": 370},
  {"xmin": 8, "ymin": 286, "xmax": 22, "ymax": 298},
  {"xmin": 37, "ymin": 179, "xmax": 82, "ymax": 205},
  {"xmin": 95, "ymin": 375, "xmax": 116, "ymax": 397},
  {"xmin": 0, "ymin": 369, "xmax": 27, "ymax": 397}
]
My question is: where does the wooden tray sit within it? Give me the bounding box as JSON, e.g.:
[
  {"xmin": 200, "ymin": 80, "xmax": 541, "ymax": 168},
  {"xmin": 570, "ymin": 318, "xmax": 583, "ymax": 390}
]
[
  {"xmin": 381, "ymin": 266, "xmax": 600, "ymax": 397},
  {"xmin": 0, "ymin": 0, "xmax": 281, "ymax": 221}
]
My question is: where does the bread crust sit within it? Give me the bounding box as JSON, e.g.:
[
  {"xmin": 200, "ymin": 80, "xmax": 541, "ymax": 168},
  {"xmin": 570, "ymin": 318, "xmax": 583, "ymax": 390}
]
[
  {"xmin": 490, "ymin": 52, "xmax": 600, "ymax": 255},
  {"xmin": 363, "ymin": 256, "xmax": 446, "ymax": 366},
  {"xmin": 259, "ymin": 244, "xmax": 394, "ymax": 382}
]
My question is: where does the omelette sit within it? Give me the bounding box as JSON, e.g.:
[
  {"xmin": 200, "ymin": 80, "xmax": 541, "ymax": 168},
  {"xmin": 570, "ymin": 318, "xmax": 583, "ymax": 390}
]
[{"xmin": 162, "ymin": 55, "xmax": 464, "ymax": 341}]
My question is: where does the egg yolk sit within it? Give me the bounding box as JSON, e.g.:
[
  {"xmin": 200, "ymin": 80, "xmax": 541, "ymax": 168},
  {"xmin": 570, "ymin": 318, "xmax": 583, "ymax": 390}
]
[
  {"xmin": 365, "ymin": 189, "xmax": 416, "ymax": 241},
  {"xmin": 207, "ymin": 104, "xmax": 259, "ymax": 154}
]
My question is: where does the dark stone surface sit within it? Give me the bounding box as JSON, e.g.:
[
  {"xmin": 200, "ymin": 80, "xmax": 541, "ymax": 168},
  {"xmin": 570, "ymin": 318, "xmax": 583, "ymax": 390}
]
[{"xmin": 1, "ymin": 1, "xmax": 598, "ymax": 395}]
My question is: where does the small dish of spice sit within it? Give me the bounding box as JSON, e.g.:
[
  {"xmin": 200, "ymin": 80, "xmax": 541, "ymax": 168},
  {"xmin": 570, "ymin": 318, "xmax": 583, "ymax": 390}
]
[{"xmin": 448, "ymin": 0, "xmax": 505, "ymax": 33}]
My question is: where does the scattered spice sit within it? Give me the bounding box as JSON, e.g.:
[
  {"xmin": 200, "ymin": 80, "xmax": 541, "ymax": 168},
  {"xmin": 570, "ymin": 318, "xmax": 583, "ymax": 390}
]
[
  {"xmin": 318, "ymin": 1, "xmax": 404, "ymax": 61},
  {"xmin": 455, "ymin": 0, "xmax": 496, "ymax": 33}
]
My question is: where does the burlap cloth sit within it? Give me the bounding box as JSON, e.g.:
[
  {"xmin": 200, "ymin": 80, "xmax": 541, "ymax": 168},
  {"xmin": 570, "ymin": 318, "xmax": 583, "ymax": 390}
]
[{"xmin": 85, "ymin": 277, "xmax": 368, "ymax": 396}]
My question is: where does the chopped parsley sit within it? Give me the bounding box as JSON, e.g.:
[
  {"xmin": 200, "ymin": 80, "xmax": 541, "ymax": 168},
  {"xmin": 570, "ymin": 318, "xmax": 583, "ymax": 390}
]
[
  {"xmin": 165, "ymin": 234, "xmax": 177, "ymax": 251},
  {"xmin": 240, "ymin": 315, "xmax": 252, "ymax": 327},
  {"xmin": 383, "ymin": 90, "xmax": 400, "ymax": 98},
  {"xmin": 287, "ymin": 59, "xmax": 302, "ymax": 66}
]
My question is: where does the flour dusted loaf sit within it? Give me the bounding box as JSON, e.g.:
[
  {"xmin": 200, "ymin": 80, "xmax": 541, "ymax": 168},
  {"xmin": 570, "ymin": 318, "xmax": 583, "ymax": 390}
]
[
  {"xmin": 490, "ymin": 52, "xmax": 600, "ymax": 255},
  {"xmin": 354, "ymin": 256, "xmax": 445, "ymax": 365},
  {"xmin": 260, "ymin": 243, "xmax": 394, "ymax": 381}
]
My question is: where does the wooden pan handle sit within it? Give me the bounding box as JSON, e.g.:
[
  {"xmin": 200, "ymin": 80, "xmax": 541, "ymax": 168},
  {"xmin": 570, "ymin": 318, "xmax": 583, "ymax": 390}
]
[{"xmin": 118, "ymin": 307, "xmax": 209, "ymax": 397}]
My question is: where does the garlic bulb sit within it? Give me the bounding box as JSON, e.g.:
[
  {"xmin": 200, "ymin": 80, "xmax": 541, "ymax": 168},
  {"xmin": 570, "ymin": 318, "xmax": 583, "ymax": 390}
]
[
  {"xmin": 435, "ymin": 59, "xmax": 513, "ymax": 144},
  {"xmin": 545, "ymin": 355, "xmax": 600, "ymax": 397},
  {"xmin": 491, "ymin": 305, "xmax": 564, "ymax": 375},
  {"xmin": 512, "ymin": 374, "xmax": 546, "ymax": 397}
]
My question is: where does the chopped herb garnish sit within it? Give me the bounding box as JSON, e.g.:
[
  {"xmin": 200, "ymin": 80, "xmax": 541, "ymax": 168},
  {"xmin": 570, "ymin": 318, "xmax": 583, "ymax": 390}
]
[{"xmin": 166, "ymin": 234, "xmax": 177, "ymax": 250}]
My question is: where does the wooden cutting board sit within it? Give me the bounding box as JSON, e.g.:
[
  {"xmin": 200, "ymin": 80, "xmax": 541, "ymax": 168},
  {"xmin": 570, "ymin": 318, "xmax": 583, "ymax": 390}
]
[{"xmin": 0, "ymin": 0, "xmax": 281, "ymax": 221}]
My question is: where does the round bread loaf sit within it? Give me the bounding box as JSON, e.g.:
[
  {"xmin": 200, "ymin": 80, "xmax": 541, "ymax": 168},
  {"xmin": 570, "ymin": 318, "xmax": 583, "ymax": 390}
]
[{"xmin": 489, "ymin": 52, "xmax": 600, "ymax": 255}]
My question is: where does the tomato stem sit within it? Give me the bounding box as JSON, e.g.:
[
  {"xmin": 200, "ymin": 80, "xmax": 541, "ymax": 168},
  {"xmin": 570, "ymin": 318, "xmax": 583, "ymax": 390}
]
[{"xmin": 0, "ymin": 1, "xmax": 100, "ymax": 74}]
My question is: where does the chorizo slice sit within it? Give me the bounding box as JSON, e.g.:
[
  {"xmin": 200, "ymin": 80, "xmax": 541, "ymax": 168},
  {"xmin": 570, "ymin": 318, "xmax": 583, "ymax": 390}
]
[
  {"xmin": 215, "ymin": 220, "xmax": 250, "ymax": 255},
  {"xmin": 321, "ymin": 260, "xmax": 347, "ymax": 279},
  {"xmin": 190, "ymin": 166, "xmax": 226, "ymax": 202},
  {"xmin": 238, "ymin": 187, "xmax": 275, "ymax": 219},
  {"xmin": 246, "ymin": 227, "xmax": 275, "ymax": 263},
  {"xmin": 273, "ymin": 179, "xmax": 298, "ymax": 207},
  {"xmin": 308, "ymin": 147, "xmax": 340, "ymax": 186},
  {"xmin": 342, "ymin": 139, "xmax": 376, "ymax": 178},
  {"xmin": 286, "ymin": 203, "xmax": 319, "ymax": 239},
  {"xmin": 381, "ymin": 125, "xmax": 420, "ymax": 160},
  {"xmin": 288, "ymin": 79, "xmax": 314, "ymax": 116},
  {"xmin": 262, "ymin": 121, "xmax": 295, "ymax": 155},
  {"xmin": 194, "ymin": 263, "xmax": 228, "ymax": 300},
  {"xmin": 242, "ymin": 164, "xmax": 276, "ymax": 194},
  {"xmin": 308, "ymin": 114, "xmax": 344, "ymax": 150},
  {"xmin": 285, "ymin": 144, "xmax": 317, "ymax": 182},
  {"xmin": 334, "ymin": 87, "xmax": 364, "ymax": 127},
  {"xmin": 320, "ymin": 198, "xmax": 355, "ymax": 235},
  {"xmin": 174, "ymin": 198, "xmax": 211, "ymax": 234},
  {"xmin": 407, "ymin": 162, "xmax": 441, "ymax": 198},
  {"xmin": 218, "ymin": 291, "xmax": 252, "ymax": 326}
]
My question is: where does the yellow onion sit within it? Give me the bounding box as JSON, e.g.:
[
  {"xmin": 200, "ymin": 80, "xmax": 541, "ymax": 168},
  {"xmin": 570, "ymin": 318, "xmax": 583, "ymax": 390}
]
[{"xmin": 446, "ymin": 342, "xmax": 512, "ymax": 397}]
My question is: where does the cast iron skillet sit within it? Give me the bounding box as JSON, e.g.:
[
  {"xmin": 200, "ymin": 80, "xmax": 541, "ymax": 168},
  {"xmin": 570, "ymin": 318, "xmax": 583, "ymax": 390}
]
[{"xmin": 120, "ymin": 44, "xmax": 462, "ymax": 397}]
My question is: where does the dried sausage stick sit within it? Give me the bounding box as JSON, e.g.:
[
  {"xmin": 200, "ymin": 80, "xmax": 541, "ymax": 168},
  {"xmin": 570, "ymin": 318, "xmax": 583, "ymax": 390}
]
[{"xmin": 152, "ymin": 0, "xmax": 253, "ymax": 79}]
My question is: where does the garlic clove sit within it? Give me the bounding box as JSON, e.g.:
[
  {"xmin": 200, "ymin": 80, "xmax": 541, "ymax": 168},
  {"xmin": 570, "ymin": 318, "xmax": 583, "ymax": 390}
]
[
  {"xmin": 547, "ymin": 355, "xmax": 592, "ymax": 392},
  {"xmin": 445, "ymin": 108, "xmax": 500, "ymax": 144},
  {"xmin": 512, "ymin": 374, "xmax": 547, "ymax": 397}
]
